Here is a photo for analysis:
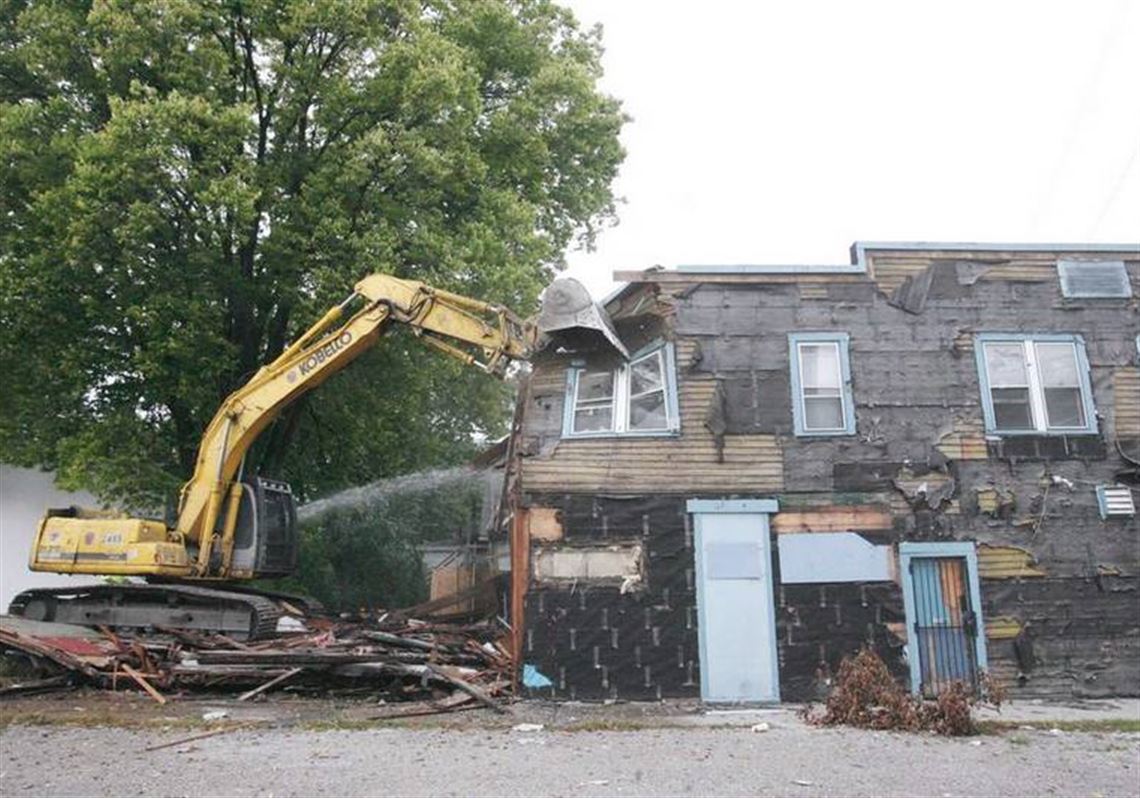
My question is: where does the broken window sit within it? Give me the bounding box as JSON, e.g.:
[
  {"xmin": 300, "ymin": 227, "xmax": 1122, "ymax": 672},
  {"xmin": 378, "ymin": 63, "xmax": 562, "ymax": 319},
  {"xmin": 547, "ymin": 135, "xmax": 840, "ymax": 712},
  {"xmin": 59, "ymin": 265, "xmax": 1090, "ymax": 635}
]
[
  {"xmin": 564, "ymin": 343, "xmax": 679, "ymax": 437},
  {"xmin": 975, "ymin": 334, "xmax": 1097, "ymax": 435},
  {"xmin": 789, "ymin": 333, "xmax": 855, "ymax": 436},
  {"xmin": 572, "ymin": 368, "xmax": 616, "ymax": 432}
]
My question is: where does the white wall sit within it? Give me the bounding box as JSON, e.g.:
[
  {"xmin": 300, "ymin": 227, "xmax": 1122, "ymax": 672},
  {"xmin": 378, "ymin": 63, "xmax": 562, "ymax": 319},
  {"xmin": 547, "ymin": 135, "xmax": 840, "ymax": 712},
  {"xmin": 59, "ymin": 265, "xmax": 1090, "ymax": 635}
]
[{"xmin": 0, "ymin": 465, "xmax": 100, "ymax": 611}]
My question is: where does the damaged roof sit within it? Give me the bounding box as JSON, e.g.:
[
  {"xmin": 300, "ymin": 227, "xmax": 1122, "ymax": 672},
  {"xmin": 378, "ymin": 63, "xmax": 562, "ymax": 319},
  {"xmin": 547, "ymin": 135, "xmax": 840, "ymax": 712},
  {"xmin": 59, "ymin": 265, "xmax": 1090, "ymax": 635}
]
[{"xmin": 609, "ymin": 241, "xmax": 1140, "ymax": 299}]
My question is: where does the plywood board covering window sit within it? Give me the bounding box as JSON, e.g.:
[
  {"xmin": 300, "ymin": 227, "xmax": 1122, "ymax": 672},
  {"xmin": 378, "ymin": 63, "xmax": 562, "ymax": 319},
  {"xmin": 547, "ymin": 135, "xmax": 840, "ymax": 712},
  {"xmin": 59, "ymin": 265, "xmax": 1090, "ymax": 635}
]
[
  {"xmin": 974, "ymin": 334, "xmax": 1097, "ymax": 435},
  {"xmin": 1056, "ymin": 260, "xmax": 1131, "ymax": 298}
]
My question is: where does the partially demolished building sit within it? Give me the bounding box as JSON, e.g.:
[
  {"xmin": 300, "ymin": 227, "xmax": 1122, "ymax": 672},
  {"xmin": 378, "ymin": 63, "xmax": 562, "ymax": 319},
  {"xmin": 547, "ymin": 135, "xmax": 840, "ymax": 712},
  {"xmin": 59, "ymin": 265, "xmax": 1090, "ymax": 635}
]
[{"xmin": 511, "ymin": 242, "xmax": 1139, "ymax": 703}]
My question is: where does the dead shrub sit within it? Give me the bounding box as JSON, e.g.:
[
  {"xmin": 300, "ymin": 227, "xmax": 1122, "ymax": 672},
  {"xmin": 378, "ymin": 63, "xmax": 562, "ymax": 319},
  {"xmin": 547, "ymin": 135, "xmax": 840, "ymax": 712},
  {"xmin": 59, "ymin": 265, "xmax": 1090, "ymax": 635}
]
[{"xmin": 800, "ymin": 647, "xmax": 1003, "ymax": 736}]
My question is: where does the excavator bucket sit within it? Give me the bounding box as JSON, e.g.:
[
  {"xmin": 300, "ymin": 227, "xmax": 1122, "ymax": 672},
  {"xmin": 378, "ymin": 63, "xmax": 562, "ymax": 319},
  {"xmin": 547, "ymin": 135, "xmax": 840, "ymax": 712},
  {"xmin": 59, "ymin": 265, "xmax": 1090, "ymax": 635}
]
[{"xmin": 536, "ymin": 277, "xmax": 629, "ymax": 359}]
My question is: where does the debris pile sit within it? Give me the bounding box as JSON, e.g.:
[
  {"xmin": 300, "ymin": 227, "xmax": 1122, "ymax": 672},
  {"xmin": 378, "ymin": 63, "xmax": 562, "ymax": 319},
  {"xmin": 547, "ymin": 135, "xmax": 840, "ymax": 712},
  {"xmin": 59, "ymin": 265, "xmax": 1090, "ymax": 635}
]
[
  {"xmin": 0, "ymin": 613, "xmax": 513, "ymax": 715},
  {"xmin": 800, "ymin": 648, "xmax": 1004, "ymax": 736}
]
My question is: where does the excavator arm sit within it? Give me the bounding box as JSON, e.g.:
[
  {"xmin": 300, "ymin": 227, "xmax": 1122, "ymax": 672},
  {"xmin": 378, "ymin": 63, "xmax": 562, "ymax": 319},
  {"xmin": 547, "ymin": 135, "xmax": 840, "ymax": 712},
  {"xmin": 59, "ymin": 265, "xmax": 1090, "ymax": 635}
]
[
  {"xmin": 182, "ymin": 274, "xmax": 536, "ymax": 578},
  {"xmin": 29, "ymin": 274, "xmax": 537, "ymax": 582}
]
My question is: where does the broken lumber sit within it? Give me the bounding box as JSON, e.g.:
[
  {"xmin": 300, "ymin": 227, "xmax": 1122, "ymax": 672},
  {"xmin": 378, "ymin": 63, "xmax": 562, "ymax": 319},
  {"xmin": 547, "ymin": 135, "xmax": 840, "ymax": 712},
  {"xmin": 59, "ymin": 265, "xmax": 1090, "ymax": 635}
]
[
  {"xmin": 143, "ymin": 724, "xmax": 254, "ymax": 753},
  {"xmin": 237, "ymin": 667, "xmax": 303, "ymax": 702},
  {"xmin": 120, "ymin": 664, "xmax": 167, "ymax": 705},
  {"xmin": 426, "ymin": 664, "xmax": 507, "ymax": 714}
]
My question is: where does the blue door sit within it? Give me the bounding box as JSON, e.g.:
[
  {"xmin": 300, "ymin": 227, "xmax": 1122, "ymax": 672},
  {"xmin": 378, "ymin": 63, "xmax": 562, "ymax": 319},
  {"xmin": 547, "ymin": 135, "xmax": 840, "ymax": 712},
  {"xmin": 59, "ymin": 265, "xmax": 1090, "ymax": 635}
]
[
  {"xmin": 688, "ymin": 500, "xmax": 779, "ymax": 703},
  {"xmin": 909, "ymin": 556, "xmax": 979, "ymax": 696}
]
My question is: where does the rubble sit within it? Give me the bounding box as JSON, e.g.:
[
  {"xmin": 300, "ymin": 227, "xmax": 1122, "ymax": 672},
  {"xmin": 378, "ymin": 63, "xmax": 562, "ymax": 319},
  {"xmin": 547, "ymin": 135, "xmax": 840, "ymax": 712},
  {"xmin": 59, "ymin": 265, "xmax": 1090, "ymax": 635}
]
[{"xmin": 0, "ymin": 611, "xmax": 513, "ymax": 713}]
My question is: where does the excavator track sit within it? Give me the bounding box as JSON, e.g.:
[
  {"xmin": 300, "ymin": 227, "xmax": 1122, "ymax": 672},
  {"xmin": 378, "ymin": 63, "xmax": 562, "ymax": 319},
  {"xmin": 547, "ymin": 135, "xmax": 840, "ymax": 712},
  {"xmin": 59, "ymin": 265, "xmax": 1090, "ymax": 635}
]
[{"xmin": 7, "ymin": 583, "xmax": 282, "ymax": 640}]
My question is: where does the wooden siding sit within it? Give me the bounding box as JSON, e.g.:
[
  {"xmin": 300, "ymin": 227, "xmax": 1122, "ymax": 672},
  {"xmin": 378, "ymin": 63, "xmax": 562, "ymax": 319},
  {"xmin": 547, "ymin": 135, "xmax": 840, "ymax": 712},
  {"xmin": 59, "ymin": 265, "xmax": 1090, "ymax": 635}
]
[
  {"xmin": 771, "ymin": 506, "xmax": 892, "ymax": 534},
  {"xmin": 1114, "ymin": 367, "xmax": 1140, "ymax": 437},
  {"xmin": 984, "ymin": 616, "xmax": 1023, "ymax": 640},
  {"xmin": 977, "ymin": 544, "xmax": 1047, "ymax": 579},
  {"xmin": 521, "ymin": 374, "xmax": 783, "ymax": 494},
  {"xmin": 866, "ymin": 252, "xmax": 1061, "ymax": 296},
  {"xmin": 936, "ymin": 417, "xmax": 988, "ymax": 461}
]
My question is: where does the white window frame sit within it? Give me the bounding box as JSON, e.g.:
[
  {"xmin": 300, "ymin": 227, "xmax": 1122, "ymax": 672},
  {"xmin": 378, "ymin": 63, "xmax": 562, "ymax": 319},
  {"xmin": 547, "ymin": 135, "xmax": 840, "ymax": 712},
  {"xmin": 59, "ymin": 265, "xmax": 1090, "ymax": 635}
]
[
  {"xmin": 562, "ymin": 342, "xmax": 680, "ymax": 437},
  {"xmin": 788, "ymin": 332, "xmax": 856, "ymax": 436},
  {"xmin": 973, "ymin": 333, "xmax": 1098, "ymax": 436}
]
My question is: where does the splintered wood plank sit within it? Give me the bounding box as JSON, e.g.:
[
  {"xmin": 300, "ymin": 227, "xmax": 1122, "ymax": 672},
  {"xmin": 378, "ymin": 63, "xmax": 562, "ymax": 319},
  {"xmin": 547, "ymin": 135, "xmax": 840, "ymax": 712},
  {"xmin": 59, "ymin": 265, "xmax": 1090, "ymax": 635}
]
[{"xmin": 120, "ymin": 664, "xmax": 167, "ymax": 705}]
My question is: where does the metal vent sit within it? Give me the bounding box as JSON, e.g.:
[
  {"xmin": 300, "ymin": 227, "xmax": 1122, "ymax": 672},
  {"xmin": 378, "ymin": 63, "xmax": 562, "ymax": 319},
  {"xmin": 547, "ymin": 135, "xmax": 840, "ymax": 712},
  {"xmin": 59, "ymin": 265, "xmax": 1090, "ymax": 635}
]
[
  {"xmin": 1057, "ymin": 260, "xmax": 1132, "ymax": 298},
  {"xmin": 1096, "ymin": 484, "xmax": 1136, "ymax": 519}
]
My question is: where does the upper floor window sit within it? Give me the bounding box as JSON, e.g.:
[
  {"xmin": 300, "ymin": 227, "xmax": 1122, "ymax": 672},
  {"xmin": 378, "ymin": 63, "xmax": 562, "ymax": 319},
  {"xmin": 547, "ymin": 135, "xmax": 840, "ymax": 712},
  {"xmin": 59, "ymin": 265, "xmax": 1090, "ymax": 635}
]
[
  {"xmin": 1056, "ymin": 260, "xmax": 1131, "ymax": 299},
  {"xmin": 563, "ymin": 343, "xmax": 680, "ymax": 437},
  {"xmin": 974, "ymin": 334, "xmax": 1098, "ymax": 435},
  {"xmin": 789, "ymin": 332, "xmax": 856, "ymax": 436}
]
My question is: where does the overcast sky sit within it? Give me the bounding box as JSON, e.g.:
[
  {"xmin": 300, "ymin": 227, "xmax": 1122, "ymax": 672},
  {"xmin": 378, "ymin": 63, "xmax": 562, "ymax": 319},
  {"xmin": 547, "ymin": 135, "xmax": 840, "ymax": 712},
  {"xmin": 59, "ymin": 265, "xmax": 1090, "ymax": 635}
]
[{"xmin": 561, "ymin": 0, "xmax": 1140, "ymax": 296}]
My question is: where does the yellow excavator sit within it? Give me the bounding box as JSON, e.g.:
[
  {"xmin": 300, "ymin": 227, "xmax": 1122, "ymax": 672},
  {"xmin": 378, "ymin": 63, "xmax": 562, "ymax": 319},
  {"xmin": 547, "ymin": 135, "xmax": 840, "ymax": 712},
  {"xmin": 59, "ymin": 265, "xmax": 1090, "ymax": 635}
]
[{"xmin": 9, "ymin": 273, "xmax": 544, "ymax": 639}]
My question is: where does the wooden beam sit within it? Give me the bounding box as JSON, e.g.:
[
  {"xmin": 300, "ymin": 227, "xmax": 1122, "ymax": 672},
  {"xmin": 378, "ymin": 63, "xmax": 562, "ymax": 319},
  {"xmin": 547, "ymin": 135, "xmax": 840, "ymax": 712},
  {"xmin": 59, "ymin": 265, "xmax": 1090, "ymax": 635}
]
[{"xmin": 771, "ymin": 506, "xmax": 893, "ymax": 534}]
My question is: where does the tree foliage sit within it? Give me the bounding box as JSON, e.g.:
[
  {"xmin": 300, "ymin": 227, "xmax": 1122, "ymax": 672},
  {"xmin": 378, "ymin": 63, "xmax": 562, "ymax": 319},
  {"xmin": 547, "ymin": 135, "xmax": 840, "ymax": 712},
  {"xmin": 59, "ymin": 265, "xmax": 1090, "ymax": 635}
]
[{"xmin": 0, "ymin": 0, "xmax": 624, "ymax": 507}]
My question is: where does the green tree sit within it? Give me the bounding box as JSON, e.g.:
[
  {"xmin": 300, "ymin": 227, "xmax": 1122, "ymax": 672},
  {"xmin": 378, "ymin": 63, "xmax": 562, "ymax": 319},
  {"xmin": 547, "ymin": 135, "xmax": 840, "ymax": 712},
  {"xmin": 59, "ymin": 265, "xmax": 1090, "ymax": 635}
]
[{"xmin": 0, "ymin": 0, "xmax": 624, "ymax": 508}]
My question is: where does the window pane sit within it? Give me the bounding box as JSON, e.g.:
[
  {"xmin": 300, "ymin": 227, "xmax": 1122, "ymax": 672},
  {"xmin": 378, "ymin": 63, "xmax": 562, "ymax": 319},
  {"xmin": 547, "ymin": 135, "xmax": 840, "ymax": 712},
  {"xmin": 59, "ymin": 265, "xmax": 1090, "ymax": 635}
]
[
  {"xmin": 573, "ymin": 406, "xmax": 613, "ymax": 433},
  {"xmin": 630, "ymin": 352, "xmax": 664, "ymax": 395},
  {"xmin": 1035, "ymin": 343, "xmax": 1080, "ymax": 388},
  {"xmin": 1044, "ymin": 388, "xmax": 1085, "ymax": 428},
  {"xmin": 984, "ymin": 343, "xmax": 1028, "ymax": 387},
  {"xmin": 800, "ymin": 343, "xmax": 841, "ymax": 390},
  {"xmin": 577, "ymin": 369, "xmax": 614, "ymax": 402},
  {"xmin": 629, "ymin": 390, "xmax": 667, "ymax": 430},
  {"xmin": 991, "ymin": 387, "xmax": 1033, "ymax": 430},
  {"xmin": 804, "ymin": 396, "xmax": 844, "ymax": 430}
]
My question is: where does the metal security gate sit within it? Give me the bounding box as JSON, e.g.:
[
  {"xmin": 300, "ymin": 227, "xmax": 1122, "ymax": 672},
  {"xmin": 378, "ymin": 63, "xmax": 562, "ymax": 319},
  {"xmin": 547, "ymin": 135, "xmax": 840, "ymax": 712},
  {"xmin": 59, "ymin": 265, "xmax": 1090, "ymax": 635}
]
[
  {"xmin": 909, "ymin": 557, "xmax": 978, "ymax": 696},
  {"xmin": 900, "ymin": 542, "xmax": 987, "ymax": 697}
]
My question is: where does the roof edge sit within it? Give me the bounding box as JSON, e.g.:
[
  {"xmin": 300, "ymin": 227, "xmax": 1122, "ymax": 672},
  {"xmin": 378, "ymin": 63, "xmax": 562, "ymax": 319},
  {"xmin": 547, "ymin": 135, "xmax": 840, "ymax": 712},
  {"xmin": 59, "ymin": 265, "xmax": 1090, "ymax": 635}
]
[{"xmin": 610, "ymin": 240, "xmax": 1140, "ymax": 285}]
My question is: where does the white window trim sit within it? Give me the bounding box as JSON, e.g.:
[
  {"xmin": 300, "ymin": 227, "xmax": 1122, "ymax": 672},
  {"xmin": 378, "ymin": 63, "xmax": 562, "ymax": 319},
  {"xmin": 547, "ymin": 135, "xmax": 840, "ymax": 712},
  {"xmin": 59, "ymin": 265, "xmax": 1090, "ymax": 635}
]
[
  {"xmin": 562, "ymin": 342, "xmax": 680, "ymax": 438},
  {"xmin": 973, "ymin": 333, "xmax": 1098, "ymax": 436},
  {"xmin": 788, "ymin": 332, "xmax": 856, "ymax": 436}
]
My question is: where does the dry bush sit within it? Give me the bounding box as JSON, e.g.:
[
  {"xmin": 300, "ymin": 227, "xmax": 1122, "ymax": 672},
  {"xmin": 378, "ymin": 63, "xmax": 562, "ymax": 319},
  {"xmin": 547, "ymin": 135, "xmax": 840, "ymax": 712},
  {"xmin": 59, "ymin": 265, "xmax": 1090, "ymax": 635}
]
[{"xmin": 800, "ymin": 647, "xmax": 1003, "ymax": 736}]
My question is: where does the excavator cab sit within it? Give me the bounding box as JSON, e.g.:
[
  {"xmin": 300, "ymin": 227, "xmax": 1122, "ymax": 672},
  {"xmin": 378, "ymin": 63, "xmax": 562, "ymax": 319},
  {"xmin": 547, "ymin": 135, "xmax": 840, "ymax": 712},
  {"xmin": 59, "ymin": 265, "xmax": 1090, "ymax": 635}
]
[{"xmin": 223, "ymin": 477, "xmax": 299, "ymax": 578}]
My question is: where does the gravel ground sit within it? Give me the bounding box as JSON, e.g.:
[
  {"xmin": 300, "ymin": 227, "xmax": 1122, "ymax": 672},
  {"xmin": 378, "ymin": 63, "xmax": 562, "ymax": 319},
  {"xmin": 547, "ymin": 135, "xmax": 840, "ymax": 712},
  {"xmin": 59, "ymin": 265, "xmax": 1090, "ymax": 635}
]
[{"xmin": 2, "ymin": 720, "xmax": 1138, "ymax": 797}]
